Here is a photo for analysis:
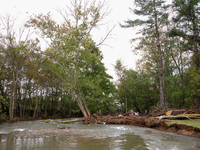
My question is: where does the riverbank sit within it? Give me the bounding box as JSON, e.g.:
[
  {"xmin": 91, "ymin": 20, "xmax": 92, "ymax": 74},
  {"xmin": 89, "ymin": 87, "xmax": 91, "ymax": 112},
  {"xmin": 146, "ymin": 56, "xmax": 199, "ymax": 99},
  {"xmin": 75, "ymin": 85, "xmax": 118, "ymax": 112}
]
[
  {"xmin": 81, "ymin": 114, "xmax": 200, "ymax": 138},
  {"xmin": 1, "ymin": 109, "xmax": 200, "ymax": 138}
]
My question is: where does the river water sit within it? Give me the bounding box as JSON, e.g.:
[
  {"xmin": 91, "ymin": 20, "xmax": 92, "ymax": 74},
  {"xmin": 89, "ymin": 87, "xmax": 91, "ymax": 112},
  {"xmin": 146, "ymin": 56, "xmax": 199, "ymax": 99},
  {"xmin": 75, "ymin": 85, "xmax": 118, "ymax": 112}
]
[{"xmin": 0, "ymin": 118, "xmax": 200, "ymax": 150}]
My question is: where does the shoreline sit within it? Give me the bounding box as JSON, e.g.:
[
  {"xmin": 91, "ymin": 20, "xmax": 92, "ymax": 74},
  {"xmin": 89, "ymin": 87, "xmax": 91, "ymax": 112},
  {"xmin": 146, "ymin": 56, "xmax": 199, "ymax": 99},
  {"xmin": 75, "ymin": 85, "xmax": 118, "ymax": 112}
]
[
  {"xmin": 82, "ymin": 114, "xmax": 200, "ymax": 138},
  {"xmin": 1, "ymin": 114, "xmax": 200, "ymax": 138}
]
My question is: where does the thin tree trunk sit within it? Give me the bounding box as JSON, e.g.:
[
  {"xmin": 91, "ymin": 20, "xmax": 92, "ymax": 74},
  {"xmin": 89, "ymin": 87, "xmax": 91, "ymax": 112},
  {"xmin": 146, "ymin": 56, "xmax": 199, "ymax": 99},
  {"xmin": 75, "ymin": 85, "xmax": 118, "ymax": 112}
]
[
  {"xmin": 125, "ymin": 90, "xmax": 127, "ymax": 113},
  {"xmin": 9, "ymin": 92, "xmax": 15, "ymax": 121},
  {"xmin": 9, "ymin": 70, "xmax": 18, "ymax": 121},
  {"xmin": 68, "ymin": 92, "xmax": 71, "ymax": 117},
  {"xmin": 51, "ymin": 88, "xmax": 54, "ymax": 116},
  {"xmin": 17, "ymin": 87, "xmax": 23, "ymax": 119},
  {"xmin": 33, "ymin": 100, "xmax": 38, "ymax": 118},
  {"xmin": 45, "ymin": 88, "xmax": 48, "ymax": 117},
  {"xmin": 0, "ymin": 82, "xmax": 5, "ymax": 113},
  {"xmin": 19, "ymin": 102, "xmax": 23, "ymax": 119},
  {"xmin": 33, "ymin": 90, "xmax": 38, "ymax": 119}
]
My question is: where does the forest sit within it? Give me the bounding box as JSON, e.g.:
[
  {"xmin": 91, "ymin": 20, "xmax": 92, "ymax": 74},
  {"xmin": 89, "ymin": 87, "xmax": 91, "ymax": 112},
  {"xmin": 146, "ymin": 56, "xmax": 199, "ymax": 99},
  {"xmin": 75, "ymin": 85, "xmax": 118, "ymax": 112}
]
[{"xmin": 0, "ymin": 0, "xmax": 199, "ymax": 121}]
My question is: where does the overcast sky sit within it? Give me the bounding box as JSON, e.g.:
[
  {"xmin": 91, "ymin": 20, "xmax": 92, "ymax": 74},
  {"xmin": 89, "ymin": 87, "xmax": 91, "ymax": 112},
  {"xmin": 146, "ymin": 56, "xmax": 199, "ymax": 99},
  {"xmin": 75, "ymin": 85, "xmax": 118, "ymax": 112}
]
[{"xmin": 0, "ymin": 0, "xmax": 139, "ymax": 81}]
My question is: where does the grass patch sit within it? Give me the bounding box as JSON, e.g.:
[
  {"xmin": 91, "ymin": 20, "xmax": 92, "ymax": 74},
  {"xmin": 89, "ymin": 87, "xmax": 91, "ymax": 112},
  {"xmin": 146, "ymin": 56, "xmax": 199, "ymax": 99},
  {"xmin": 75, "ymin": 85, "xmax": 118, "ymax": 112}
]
[{"xmin": 166, "ymin": 120, "xmax": 200, "ymax": 129}]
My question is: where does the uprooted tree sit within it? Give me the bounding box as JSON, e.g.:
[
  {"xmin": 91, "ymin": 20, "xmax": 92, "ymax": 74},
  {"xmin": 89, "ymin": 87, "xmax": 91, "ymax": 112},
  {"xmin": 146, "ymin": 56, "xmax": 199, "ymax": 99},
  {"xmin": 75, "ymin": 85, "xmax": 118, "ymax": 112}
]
[{"xmin": 26, "ymin": 0, "xmax": 115, "ymax": 117}]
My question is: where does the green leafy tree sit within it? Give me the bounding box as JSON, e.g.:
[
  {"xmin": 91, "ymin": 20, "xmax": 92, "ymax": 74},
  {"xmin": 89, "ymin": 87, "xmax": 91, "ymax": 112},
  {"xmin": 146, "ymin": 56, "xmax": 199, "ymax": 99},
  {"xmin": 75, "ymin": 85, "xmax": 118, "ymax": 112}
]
[
  {"xmin": 0, "ymin": 14, "xmax": 42, "ymax": 120},
  {"xmin": 114, "ymin": 59, "xmax": 128, "ymax": 112},
  {"xmin": 165, "ymin": 35, "xmax": 193, "ymax": 108},
  {"xmin": 114, "ymin": 59, "xmax": 159, "ymax": 113},
  {"xmin": 170, "ymin": 0, "xmax": 200, "ymax": 107},
  {"xmin": 26, "ymin": 0, "xmax": 114, "ymax": 117}
]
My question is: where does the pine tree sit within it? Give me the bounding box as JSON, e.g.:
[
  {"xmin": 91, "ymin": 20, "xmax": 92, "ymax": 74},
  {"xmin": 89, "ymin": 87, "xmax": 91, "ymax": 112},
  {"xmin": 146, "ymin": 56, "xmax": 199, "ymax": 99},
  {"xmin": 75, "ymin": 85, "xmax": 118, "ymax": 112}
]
[{"xmin": 121, "ymin": 0, "xmax": 170, "ymax": 108}]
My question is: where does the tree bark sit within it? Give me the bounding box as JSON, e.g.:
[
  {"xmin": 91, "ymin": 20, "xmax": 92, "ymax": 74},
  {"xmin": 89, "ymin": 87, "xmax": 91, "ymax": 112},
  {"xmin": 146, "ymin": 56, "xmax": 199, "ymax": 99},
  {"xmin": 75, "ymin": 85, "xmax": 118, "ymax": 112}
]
[
  {"xmin": 45, "ymin": 88, "xmax": 48, "ymax": 117},
  {"xmin": 76, "ymin": 90, "xmax": 88, "ymax": 117},
  {"xmin": 0, "ymin": 82, "xmax": 5, "ymax": 113},
  {"xmin": 79, "ymin": 89, "xmax": 91, "ymax": 116},
  {"xmin": 9, "ymin": 68, "xmax": 18, "ymax": 121},
  {"xmin": 16, "ymin": 87, "xmax": 23, "ymax": 119},
  {"xmin": 153, "ymin": 0, "xmax": 164, "ymax": 108},
  {"xmin": 33, "ymin": 90, "xmax": 38, "ymax": 119}
]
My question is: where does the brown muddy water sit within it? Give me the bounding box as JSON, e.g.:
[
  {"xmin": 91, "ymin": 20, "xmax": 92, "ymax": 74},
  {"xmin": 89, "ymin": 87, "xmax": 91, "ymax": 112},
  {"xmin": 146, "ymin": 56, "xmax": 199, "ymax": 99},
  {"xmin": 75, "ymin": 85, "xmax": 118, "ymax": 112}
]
[{"xmin": 0, "ymin": 118, "xmax": 200, "ymax": 150}]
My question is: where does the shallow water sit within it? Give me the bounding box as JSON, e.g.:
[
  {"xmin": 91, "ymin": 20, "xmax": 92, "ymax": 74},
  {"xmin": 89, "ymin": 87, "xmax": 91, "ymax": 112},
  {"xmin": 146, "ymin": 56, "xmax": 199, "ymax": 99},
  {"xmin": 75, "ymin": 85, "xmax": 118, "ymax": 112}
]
[{"xmin": 0, "ymin": 118, "xmax": 200, "ymax": 150}]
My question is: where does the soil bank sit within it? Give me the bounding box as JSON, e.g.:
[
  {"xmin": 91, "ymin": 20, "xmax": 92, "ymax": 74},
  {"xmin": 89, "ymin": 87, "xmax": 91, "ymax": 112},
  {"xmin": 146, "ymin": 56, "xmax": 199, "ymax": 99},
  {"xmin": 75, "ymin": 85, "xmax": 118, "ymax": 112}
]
[{"xmin": 81, "ymin": 114, "xmax": 200, "ymax": 138}]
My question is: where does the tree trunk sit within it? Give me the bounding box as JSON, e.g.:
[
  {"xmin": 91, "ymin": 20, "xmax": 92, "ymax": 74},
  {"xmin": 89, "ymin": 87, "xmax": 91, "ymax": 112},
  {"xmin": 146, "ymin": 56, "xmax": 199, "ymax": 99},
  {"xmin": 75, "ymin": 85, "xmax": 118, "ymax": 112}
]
[
  {"xmin": 33, "ymin": 102, "xmax": 38, "ymax": 118},
  {"xmin": 51, "ymin": 88, "xmax": 54, "ymax": 116},
  {"xmin": 68, "ymin": 94, "xmax": 71, "ymax": 117},
  {"xmin": 9, "ymin": 93, "xmax": 15, "ymax": 121},
  {"xmin": 76, "ymin": 90, "xmax": 88, "ymax": 117},
  {"xmin": 9, "ymin": 70, "xmax": 18, "ymax": 121},
  {"xmin": 45, "ymin": 88, "xmax": 48, "ymax": 117},
  {"xmin": 17, "ymin": 87, "xmax": 23, "ymax": 119},
  {"xmin": 153, "ymin": 0, "xmax": 164, "ymax": 108},
  {"xmin": 0, "ymin": 82, "xmax": 5, "ymax": 113},
  {"xmin": 33, "ymin": 91, "xmax": 38, "ymax": 119},
  {"xmin": 79, "ymin": 89, "xmax": 91, "ymax": 116},
  {"xmin": 18, "ymin": 100, "xmax": 23, "ymax": 119},
  {"xmin": 125, "ymin": 91, "xmax": 127, "ymax": 113}
]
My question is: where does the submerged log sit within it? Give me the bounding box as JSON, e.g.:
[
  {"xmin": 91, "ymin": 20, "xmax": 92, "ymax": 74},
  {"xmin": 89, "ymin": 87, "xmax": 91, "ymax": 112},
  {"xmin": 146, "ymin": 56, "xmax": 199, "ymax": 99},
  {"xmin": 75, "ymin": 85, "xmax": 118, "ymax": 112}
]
[
  {"xmin": 37, "ymin": 118, "xmax": 86, "ymax": 124},
  {"xmin": 37, "ymin": 119, "xmax": 54, "ymax": 123},
  {"xmin": 55, "ymin": 119, "xmax": 81, "ymax": 124}
]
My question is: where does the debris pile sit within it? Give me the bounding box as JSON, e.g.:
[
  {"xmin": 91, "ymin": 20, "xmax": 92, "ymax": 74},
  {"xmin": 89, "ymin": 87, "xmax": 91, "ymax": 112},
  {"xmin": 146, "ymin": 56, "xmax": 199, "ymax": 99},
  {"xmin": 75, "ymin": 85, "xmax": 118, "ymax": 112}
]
[
  {"xmin": 83, "ymin": 114, "xmax": 167, "ymax": 128},
  {"xmin": 82, "ymin": 114, "xmax": 200, "ymax": 138},
  {"xmin": 150, "ymin": 108, "xmax": 200, "ymax": 120}
]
